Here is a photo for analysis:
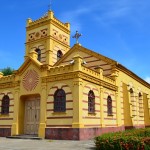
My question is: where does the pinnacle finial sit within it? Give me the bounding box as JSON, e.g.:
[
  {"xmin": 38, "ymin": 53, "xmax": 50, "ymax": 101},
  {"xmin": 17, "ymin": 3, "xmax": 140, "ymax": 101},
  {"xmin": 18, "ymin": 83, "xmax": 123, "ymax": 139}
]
[{"xmin": 72, "ymin": 31, "xmax": 82, "ymax": 44}]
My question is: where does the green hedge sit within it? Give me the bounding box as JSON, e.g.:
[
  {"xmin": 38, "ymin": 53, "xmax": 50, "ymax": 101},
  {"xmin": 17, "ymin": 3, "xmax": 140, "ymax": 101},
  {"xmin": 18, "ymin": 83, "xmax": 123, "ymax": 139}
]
[{"xmin": 95, "ymin": 128, "xmax": 150, "ymax": 150}]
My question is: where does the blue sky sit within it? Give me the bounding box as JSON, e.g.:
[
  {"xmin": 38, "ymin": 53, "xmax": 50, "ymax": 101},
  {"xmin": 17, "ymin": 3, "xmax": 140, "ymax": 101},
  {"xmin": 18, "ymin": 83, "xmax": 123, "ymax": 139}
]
[{"xmin": 0, "ymin": 0, "xmax": 150, "ymax": 83}]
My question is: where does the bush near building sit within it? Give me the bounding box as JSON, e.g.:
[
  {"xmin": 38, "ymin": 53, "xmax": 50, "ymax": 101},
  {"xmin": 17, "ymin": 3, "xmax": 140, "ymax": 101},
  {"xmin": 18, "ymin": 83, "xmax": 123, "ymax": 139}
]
[
  {"xmin": 95, "ymin": 128, "xmax": 150, "ymax": 150},
  {"xmin": 1, "ymin": 67, "xmax": 14, "ymax": 76}
]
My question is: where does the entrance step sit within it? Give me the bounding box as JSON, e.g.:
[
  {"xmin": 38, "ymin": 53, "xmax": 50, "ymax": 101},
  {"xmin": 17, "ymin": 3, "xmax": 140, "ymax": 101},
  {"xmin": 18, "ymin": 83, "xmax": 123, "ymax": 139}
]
[{"xmin": 6, "ymin": 135, "xmax": 42, "ymax": 140}]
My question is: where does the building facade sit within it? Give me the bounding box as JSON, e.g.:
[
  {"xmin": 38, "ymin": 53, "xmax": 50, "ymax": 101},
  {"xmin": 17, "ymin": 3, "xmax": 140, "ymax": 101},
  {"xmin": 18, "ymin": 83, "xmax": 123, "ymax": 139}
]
[{"xmin": 0, "ymin": 11, "xmax": 150, "ymax": 140}]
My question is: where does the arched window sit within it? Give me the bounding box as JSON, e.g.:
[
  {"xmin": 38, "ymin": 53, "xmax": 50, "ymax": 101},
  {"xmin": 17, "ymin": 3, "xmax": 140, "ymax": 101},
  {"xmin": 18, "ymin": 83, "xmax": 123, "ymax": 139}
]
[
  {"xmin": 1, "ymin": 95, "xmax": 10, "ymax": 114},
  {"xmin": 88, "ymin": 90, "xmax": 95, "ymax": 113},
  {"xmin": 54, "ymin": 89, "xmax": 66, "ymax": 112},
  {"xmin": 139, "ymin": 92, "xmax": 143, "ymax": 117},
  {"xmin": 57, "ymin": 50, "xmax": 63, "ymax": 60},
  {"xmin": 139, "ymin": 92, "xmax": 142, "ymax": 97},
  {"xmin": 130, "ymin": 88, "xmax": 133, "ymax": 94},
  {"xmin": 130, "ymin": 88, "xmax": 136, "ymax": 116},
  {"xmin": 35, "ymin": 48, "xmax": 41, "ymax": 61},
  {"xmin": 107, "ymin": 95, "xmax": 112, "ymax": 115}
]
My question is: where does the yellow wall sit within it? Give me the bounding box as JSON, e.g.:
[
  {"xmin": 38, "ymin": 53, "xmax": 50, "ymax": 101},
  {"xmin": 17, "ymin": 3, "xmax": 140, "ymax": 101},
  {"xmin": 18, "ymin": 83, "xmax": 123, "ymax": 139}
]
[{"xmin": 117, "ymin": 68, "xmax": 150, "ymax": 128}]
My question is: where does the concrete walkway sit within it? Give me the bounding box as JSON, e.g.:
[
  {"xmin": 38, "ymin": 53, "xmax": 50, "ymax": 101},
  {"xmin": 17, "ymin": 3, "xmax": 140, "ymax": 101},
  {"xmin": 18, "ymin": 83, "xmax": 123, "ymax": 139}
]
[{"xmin": 0, "ymin": 138, "xmax": 96, "ymax": 150}]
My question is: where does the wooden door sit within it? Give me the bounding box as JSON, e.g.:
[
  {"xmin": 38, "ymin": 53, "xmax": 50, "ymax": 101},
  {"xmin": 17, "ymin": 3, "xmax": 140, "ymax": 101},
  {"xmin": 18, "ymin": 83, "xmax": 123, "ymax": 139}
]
[{"xmin": 24, "ymin": 98, "xmax": 40, "ymax": 135}]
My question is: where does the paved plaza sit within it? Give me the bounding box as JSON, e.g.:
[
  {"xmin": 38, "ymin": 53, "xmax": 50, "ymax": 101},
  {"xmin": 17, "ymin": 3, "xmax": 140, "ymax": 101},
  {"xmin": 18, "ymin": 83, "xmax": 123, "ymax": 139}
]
[{"xmin": 0, "ymin": 138, "xmax": 95, "ymax": 150}]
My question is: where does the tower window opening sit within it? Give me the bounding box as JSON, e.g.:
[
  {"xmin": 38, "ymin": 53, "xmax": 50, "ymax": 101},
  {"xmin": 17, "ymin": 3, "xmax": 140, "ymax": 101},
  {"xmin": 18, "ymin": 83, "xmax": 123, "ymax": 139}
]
[
  {"xmin": 35, "ymin": 48, "xmax": 41, "ymax": 61},
  {"xmin": 57, "ymin": 50, "xmax": 63, "ymax": 60}
]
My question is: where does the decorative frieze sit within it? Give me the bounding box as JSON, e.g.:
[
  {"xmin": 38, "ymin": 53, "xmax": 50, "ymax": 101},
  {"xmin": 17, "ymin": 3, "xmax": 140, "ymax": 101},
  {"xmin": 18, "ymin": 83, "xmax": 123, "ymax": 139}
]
[
  {"xmin": 0, "ymin": 81, "xmax": 20, "ymax": 89},
  {"xmin": 28, "ymin": 28, "xmax": 48, "ymax": 42},
  {"xmin": 52, "ymin": 28, "xmax": 68, "ymax": 45},
  {"xmin": 73, "ymin": 79, "xmax": 83, "ymax": 87},
  {"xmin": 42, "ymin": 71, "xmax": 117, "ymax": 91}
]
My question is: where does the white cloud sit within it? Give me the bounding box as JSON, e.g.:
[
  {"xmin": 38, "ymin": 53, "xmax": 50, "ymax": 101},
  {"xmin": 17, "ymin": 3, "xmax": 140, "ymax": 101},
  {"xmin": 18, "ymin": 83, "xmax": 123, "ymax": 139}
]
[
  {"xmin": 59, "ymin": 1, "xmax": 131, "ymax": 31},
  {"xmin": 85, "ymin": 0, "xmax": 150, "ymax": 26},
  {"xmin": 59, "ymin": 8, "xmax": 91, "ymax": 33},
  {"xmin": 59, "ymin": 2, "xmax": 99, "ymax": 34},
  {"xmin": 57, "ymin": 0, "xmax": 150, "ymax": 44},
  {"xmin": 145, "ymin": 77, "xmax": 150, "ymax": 83}
]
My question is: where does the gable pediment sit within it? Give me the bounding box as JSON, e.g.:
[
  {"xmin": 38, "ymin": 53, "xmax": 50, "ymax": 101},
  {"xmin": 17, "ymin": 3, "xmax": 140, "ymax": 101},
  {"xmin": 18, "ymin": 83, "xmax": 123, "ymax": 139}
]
[
  {"xmin": 16, "ymin": 56, "xmax": 42, "ymax": 76},
  {"xmin": 14, "ymin": 56, "xmax": 43, "ymax": 93},
  {"xmin": 54, "ymin": 44, "xmax": 117, "ymax": 76}
]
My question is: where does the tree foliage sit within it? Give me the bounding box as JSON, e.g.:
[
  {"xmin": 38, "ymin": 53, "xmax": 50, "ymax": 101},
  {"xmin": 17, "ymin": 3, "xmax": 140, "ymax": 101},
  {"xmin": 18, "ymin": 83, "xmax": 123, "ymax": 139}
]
[{"xmin": 1, "ymin": 67, "xmax": 14, "ymax": 76}]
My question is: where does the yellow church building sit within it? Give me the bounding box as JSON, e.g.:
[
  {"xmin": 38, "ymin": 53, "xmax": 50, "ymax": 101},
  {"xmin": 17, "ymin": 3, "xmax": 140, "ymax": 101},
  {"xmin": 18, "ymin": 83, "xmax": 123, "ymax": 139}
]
[{"xmin": 0, "ymin": 11, "xmax": 150, "ymax": 140}]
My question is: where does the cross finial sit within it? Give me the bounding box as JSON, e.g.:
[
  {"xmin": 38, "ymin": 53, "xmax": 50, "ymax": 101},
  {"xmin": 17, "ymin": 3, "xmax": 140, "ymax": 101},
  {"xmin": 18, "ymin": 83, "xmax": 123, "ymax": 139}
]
[
  {"xmin": 72, "ymin": 31, "xmax": 82, "ymax": 44},
  {"xmin": 48, "ymin": 0, "xmax": 52, "ymax": 11}
]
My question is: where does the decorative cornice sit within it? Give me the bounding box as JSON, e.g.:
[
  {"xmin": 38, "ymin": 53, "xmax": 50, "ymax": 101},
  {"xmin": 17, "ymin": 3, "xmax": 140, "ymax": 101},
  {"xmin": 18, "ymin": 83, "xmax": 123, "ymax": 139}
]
[
  {"xmin": 27, "ymin": 19, "xmax": 70, "ymax": 34},
  {"xmin": 73, "ymin": 79, "xmax": 83, "ymax": 86},
  {"xmin": 42, "ymin": 72, "xmax": 78, "ymax": 83},
  {"xmin": 25, "ymin": 35, "xmax": 70, "ymax": 49},
  {"xmin": 40, "ymin": 64, "xmax": 51, "ymax": 72},
  {"xmin": 25, "ymin": 35, "xmax": 50, "ymax": 45},
  {"xmin": 42, "ymin": 71, "xmax": 117, "ymax": 91},
  {"xmin": 27, "ymin": 16, "xmax": 48, "ymax": 27},
  {"xmin": 117, "ymin": 64, "xmax": 150, "ymax": 88},
  {"xmin": 50, "ymin": 19, "xmax": 70, "ymax": 34},
  {"xmin": 79, "ymin": 72, "xmax": 117, "ymax": 91},
  {"xmin": 26, "ymin": 19, "xmax": 49, "ymax": 30},
  {"xmin": 0, "ymin": 74, "xmax": 15, "ymax": 83},
  {"xmin": 50, "ymin": 35, "xmax": 70, "ymax": 48},
  {"xmin": 53, "ymin": 16, "xmax": 70, "ymax": 30},
  {"xmin": 0, "ymin": 81, "xmax": 20, "ymax": 89},
  {"xmin": 26, "ymin": 11, "xmax": 70, "ymax": 34}
]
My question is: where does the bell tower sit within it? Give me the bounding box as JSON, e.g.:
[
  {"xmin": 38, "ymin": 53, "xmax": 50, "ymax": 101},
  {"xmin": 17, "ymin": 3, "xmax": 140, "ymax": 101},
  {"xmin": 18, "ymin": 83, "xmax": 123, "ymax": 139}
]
[{"xmin": 25, "ymin": 11, "xmax": 70, "ymax": 66}]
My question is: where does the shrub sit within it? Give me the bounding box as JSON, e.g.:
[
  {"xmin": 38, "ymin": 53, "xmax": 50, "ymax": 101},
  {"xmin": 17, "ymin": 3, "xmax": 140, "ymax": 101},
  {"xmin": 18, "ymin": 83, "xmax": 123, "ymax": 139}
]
[
  {"xmin": 1, "ymin": 67, "xmax": 14, "ymax": 76},
  {"xmin": 95, "ymin": 128, "xmax": 150, "ymax": 150}
]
